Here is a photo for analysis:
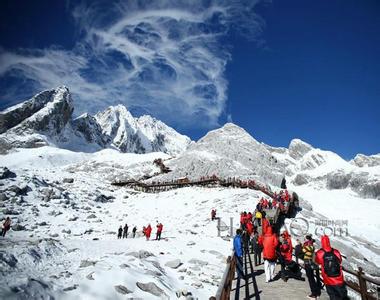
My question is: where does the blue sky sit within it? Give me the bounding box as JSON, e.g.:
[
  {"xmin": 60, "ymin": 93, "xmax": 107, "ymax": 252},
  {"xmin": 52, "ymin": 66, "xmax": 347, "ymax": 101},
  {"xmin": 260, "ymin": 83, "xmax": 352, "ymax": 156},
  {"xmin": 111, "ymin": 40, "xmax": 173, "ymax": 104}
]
[{"xmin": 0, "ymin": 0, "xmax": 379, "ymax": 158}]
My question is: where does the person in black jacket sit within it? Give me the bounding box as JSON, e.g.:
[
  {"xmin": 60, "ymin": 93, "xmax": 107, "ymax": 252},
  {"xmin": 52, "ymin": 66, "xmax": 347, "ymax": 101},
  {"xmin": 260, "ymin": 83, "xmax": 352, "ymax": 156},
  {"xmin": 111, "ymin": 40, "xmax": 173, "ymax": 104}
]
[
  {"xmin": 123, "ymin": 224, "xmax": 129, "ymax": 238},
  {"xmin": 252, "ymin": 232, "xmax": 262, "ymax": 266},
  {"xmin": 132, "ymin": 226, "xmax": 137, "ymax": 238},
  {"xmin": 281, "ymin": 177, "xmax": 287, "ymax": 189},
  {"xmin": 117, "ymin": 225, "xmax": 123, "ymax": 239},
  {"xmin": 294, "ymin": 239, "xmax": 302, "ymax": 264}
]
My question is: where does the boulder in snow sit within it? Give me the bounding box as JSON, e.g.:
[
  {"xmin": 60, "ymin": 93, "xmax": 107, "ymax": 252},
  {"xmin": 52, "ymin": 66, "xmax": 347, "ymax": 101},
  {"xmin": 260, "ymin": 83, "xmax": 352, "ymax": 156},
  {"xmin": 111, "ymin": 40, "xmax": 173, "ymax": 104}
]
[
  {"xmin": 165, "ymin": 259, "xmax": 182, "ymax": 269},
  {"xmin": 114, "ymin": 285, "xmax": 132, "ymax": 295},
  {"xmin": 136, "ymin": 282, "xmax": 167, "ymax": 298},
  {"xmin": 0, "ymin": 167, "xmax": 16, "ymax": 179}
]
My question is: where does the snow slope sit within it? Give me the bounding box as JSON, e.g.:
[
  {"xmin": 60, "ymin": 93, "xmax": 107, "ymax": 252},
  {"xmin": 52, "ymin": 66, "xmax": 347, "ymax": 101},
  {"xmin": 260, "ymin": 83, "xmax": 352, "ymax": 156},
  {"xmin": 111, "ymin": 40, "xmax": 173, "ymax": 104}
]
[{"xmin": 0, "ymin": 147, "xmax": 271, "ymax": 299}]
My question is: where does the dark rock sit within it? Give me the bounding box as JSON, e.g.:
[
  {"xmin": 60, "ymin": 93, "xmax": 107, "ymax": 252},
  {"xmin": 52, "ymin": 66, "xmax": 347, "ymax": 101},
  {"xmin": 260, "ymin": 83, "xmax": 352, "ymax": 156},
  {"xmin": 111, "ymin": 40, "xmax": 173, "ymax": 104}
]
[
  {"xmin": 12, "ymin": 224, "xmax": 26, "ymax": 231},
  {"xmin": 0, "ymin": 167, "xmax": 16, "ymax": 179},
  {"xmin": 114, "ymin": 285, "xmax": 132, "ymax": 295},
  {"xmin": 72, "ymin": 113, "xmax": 110, "ymax": 146},
  {"xmin": 63, "ymin": 178, "xmax": 74, "ymax": 184},
  {"xmin": 0, "ymin": 193, "xmax": 8, "ymax": 201},
  {"xmin": 0, "ymin": 89, "xmax": 58, "ymax": 134},
  {"xmin": 86, "ymin": 272, "xmax": 95, "ymax": 280},
  {"xmin": 84, "ymin": 228, "xmax": 94, "ymax": 234},
  {"xmin": 94, "ymin": 194, "xmax": 115, "ymax": 203},
  {"xmin": 63, "ymin": 284, "xmax": 78, "ymax": 292},
  {"xmin": 68, "ymin": 216, "xmax": 78, "ymax": 221},
  {"xmin": 8, "ymin": 184, "xmax": 31, "ymax": 196}
]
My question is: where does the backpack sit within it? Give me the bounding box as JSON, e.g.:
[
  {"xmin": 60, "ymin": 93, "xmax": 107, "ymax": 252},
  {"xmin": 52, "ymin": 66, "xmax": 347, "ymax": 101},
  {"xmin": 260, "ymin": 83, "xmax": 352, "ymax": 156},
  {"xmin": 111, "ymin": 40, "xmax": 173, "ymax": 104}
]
[{"xmin": 323, "ymin": 249, "xmax": 341, "ymax": 277}]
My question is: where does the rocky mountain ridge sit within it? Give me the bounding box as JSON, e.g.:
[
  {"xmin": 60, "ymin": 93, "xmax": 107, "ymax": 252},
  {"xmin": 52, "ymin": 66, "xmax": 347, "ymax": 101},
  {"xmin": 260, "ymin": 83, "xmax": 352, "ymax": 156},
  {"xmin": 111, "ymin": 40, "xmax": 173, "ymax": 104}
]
[{"xmin": 0, "ymin": 86, "xmax": 191, "ymax": 155}]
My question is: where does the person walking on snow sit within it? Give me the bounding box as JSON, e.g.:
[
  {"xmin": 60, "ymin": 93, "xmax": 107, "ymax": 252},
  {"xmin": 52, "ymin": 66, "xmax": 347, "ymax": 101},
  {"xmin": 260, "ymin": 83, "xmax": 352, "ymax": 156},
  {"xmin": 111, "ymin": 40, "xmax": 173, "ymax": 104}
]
[
  {"xmin": 132, "ymin": 226, "xmax": 137, "ymax": 238},
  {"xmin": 117, "ymin": 225, "xmax": 122, "ymax": 239},
  {"xmin": 211, "ymin": 209, "xmax": 216, "ymax": 221},
  {"xmin": 1, "ymin": 217, "xmax": 11, "ymax": 237},
  {"xmin": 262, "ymin": 226, "xmax": 278, "ymax": 283},
  {"xmin": 123, "ymin": 223, "xmax": 129, "ymax": 238},
  {"xmin": 156, "ymin": 222, "xmax": 163, "ymax": 240},
  {"xmin": 315, "ymin": 235, "xmax": 348, "ymax": 300},
  {"xmin": 145, "ymin": 224, "xmax": 152, "ymax": 240}
]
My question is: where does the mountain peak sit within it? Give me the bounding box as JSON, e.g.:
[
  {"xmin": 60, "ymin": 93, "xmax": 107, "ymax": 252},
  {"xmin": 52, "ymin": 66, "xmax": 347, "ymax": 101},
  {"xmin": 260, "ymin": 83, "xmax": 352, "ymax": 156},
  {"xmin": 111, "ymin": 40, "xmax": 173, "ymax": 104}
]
[{"xmin": 289, "ymin": 138, "xmax": 314, "ymax": 160}]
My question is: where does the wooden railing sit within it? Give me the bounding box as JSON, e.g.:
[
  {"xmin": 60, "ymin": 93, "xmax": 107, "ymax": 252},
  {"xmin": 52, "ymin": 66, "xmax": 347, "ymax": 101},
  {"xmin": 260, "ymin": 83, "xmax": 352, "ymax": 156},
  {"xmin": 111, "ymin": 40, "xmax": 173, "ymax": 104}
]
[
  {"xmin": 342, "ymin": 266, "xmax": 380, "ymax": 300},
  {"xmin": 211, "ymin": 254, "xmax": 236, "ymax": 300}
]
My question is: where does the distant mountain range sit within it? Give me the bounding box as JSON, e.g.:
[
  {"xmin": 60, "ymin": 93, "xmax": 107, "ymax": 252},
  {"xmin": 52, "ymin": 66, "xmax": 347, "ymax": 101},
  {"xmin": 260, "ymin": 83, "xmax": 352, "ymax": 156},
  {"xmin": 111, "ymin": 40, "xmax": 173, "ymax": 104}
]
[
  {"xmin": 0, "ymin": 86, "xmax": 191, "ymax": 155},
  {"xmin": 0, "ymin": 86, "xmax": 379, "ymax": 199}
]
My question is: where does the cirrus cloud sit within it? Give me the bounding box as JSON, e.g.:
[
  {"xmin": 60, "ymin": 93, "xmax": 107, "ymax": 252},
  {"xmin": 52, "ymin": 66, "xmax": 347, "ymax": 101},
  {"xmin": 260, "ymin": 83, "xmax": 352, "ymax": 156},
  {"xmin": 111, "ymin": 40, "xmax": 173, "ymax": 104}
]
[{"xmin": 0, "ymin": 0, "xmax": 264, "ymax": 129}]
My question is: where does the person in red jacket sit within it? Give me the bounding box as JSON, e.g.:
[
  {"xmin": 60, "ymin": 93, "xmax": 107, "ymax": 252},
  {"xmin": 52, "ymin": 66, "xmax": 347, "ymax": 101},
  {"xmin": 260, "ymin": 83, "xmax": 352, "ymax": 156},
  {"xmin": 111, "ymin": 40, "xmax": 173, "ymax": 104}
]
[
  {"xmin": 315, "ymin": 235, "xmax": 348, "ymax": 299},
  {"xmin": 145, "ymin": 224, "xmax": 152, "ymax": 240},
  {"xmin": 261, "ymin": 212, "xmax": 270, "ymax": 235},
  {"xmin": 279, "ymin": 231, "xmax": 293, "ymax": 281},
  {"xmin": 262, "ymin": 226, "xmax": 278, "ymax": 283},
  {"xmin": 246, "ymin": 221, "xmax": 253, "ymax": 236},
  {"xmin": 156, "ymin": 222, "xmax": 163, "ymax": 240},
  {"xmin": 247, "ymin": 212, "xmax": 253, "ymax": 222}
]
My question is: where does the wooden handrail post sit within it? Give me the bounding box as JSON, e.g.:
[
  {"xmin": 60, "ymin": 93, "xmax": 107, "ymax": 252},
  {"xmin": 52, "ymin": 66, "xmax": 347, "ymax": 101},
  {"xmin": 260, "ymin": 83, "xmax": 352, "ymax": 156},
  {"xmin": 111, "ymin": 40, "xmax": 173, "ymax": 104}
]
[{"xmin": 358, "ymin": 267, "xmax": 368, "ymax": 300}]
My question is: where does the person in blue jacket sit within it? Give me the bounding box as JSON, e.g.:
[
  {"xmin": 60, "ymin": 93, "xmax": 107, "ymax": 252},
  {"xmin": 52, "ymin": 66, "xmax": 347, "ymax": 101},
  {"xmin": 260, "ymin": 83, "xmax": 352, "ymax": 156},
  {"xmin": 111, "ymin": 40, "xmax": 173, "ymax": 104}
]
[{"xmin": 234, "ymin": 229, "xmax": 246, "ymax": 279}]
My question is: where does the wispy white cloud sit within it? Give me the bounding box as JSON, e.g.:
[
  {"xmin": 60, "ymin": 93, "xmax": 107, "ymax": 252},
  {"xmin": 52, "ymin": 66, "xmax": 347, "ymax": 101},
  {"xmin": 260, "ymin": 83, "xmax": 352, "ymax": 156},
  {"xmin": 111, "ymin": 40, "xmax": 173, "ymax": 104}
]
[{"xmin": 0, "ymin": 0, "xmax": 264, "ymax": 129}]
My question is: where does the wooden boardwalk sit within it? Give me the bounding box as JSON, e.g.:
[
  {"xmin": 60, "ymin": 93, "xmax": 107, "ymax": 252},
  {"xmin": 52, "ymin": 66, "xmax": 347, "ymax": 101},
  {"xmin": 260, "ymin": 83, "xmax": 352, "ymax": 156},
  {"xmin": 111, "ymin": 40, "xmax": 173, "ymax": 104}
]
[{"xmin": 230, "ymin": 251, "xmax": 329, "ymax": 300}]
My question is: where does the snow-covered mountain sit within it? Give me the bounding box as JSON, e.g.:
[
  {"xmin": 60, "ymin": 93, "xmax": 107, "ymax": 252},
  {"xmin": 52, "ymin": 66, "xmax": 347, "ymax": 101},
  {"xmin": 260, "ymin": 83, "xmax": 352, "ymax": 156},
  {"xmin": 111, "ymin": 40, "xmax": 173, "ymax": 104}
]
[
  {"xmin": 153, "ymin": 123, "xmax": 286, "ymax": 186},
  {"xmin": 0, "ymin": 87, "xmax": 191, "ymax": 156},
  {"xmin": 263, "ymin": 139, "xmax": 380, "ymax": 200},
  {"xmin": 94, "ymin": 105, "xmax": 190, "ymax": 155}
]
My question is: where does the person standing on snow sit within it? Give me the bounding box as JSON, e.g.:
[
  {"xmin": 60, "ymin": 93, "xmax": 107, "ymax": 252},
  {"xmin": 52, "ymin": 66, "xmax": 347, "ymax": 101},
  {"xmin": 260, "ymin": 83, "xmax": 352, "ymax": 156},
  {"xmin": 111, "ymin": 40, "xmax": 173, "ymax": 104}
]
[
  {"xmin": 132, "ymin": 226, "xmax": 137, "ymax": 238},
  {"xmin": 117, "ymin": 225, "xmax": 123, "ymax": 239},
  {"xmin": 211, "ymin": 209, "xmax": 216, "ymax": 221},
  {"xmin": 123, "ymin": 223, "xmax": 129, "ymax": 238},
  {"xmin": 262, "ymin": 226, "xmax": 278, "ymax": 283},
  {"xmin": 145, "ymin": 224, "xmax": 152, "ymax": 240},
  {"xmin": 156, "ymin": 222, "xmax": 163, "ymax": 240},
  {"xmin": 315, "ymin": 235, "xmax": 348, "ymax": 300},
  {"xmin": 1, "ymin": 217, "xmax": 11, "ymax": 237}
]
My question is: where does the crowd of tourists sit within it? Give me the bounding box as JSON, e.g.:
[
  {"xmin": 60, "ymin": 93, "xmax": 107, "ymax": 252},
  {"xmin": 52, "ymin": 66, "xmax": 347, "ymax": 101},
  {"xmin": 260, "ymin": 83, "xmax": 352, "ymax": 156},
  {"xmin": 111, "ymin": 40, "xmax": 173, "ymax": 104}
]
[{"xmin": 233, "ymin": 203, "xmax": 348, "ymax": 300}]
